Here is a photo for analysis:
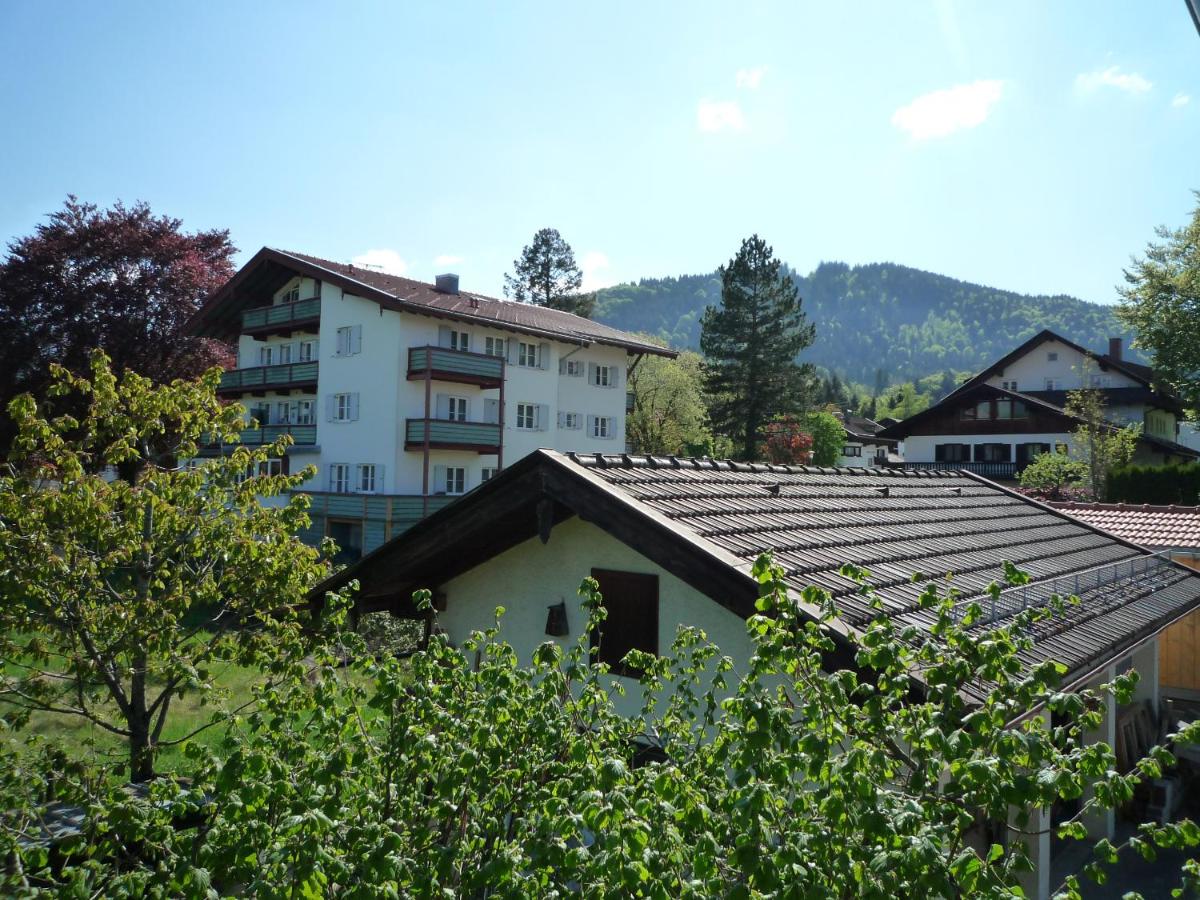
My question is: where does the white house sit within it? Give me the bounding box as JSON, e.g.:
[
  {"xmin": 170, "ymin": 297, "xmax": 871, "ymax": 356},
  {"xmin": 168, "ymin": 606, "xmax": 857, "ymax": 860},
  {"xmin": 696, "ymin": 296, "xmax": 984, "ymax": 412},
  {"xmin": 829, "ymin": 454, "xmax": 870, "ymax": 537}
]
[
  {"xmin": 835, "ymin": 411, "xmax": 900, "ymax": 467},
  {"xmin": 314, "ymin": 449, "xmax": 1200, "ymax": 898},
  {"xmin": 879, "ymin": 331, "xmax": 1198, "ymax": 479},
  {"xmin": 187, "ymin": 247, "xmax": 673, "ymax": 559}
]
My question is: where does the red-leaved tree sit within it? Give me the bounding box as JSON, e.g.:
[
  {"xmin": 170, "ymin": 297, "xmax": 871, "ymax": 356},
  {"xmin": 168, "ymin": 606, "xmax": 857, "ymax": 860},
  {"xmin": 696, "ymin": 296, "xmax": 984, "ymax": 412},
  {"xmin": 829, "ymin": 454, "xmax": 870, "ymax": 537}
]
[
  {"xmin": 761, "ymin": 415, "xmax": 814, "ymax": 464},
  {"xmin": 0, "ymin": 197, "xmax": 235, "ymax": 450}
]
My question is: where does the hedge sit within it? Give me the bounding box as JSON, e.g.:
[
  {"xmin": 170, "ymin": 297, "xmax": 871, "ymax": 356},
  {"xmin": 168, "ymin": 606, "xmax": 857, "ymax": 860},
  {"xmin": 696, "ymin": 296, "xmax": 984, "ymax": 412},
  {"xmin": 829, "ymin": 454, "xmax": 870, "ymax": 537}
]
[{"xmin": 1106, "ymin": 462, "xmax": 1200, "ymax": 506}]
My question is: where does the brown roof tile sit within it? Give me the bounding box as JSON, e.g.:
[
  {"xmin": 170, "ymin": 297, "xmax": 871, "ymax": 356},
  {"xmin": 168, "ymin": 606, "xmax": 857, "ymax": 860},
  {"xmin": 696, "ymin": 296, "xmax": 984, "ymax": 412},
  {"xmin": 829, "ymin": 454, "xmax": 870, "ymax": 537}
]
[{"xmin": 1048, "ymin": 501, "xmax": 1200, "ymax": 551}]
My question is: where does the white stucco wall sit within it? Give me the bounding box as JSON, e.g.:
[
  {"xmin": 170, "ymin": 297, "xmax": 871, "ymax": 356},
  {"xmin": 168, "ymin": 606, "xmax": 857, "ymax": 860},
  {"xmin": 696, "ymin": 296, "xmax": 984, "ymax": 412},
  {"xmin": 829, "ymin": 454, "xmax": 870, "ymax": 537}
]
[
  {"xmin": 438, "ymin": 515, "xmax": 757, "ymax": 717},
  {"xmin": 231, "ymin": 277, "xmax": 634, "ymax": 498},
  {"xmin": 984, "ymin": 339, "xmax": 1140, "ymax": 393},
  {"xmin": 904, "ymin": 433, "xmax": 1074, "ymax": 464}
]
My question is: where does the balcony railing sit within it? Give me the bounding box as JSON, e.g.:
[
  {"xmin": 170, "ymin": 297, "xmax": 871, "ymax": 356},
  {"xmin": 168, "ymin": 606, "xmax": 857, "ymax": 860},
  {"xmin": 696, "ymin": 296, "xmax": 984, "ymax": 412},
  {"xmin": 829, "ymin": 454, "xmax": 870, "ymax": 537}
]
[
  {"xmin": 405, "ymin": 418, "xmax": 501, "ymax": 453},
  {"xmin": 893, "ymin": 460, "xmax": 1020, "ymax": 480},
  {"xmin": 218, "ymin": 361, "xmax": 318, "ymax": 394},
  {"xmin": 407, "ymin": 346, "xmax": 504, "ymax": 387},
  {"xmin": 199, "ymin": 424, "xmax": 317, "ymax": 453},
  {"xmin": 241, "ymin": 297, "xmax": 321, "ymax": 333}
]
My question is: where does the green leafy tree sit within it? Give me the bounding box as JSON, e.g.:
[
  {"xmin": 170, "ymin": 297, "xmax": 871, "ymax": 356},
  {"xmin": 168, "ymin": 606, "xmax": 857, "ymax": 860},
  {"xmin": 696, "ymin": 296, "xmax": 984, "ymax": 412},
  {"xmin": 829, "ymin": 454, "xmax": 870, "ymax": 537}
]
[
  {"xmin": 1066, "ymin": 373, "xmax": 1141, "ymax": 502},
  {"xmin": 1117, "ymin": 192, "xmax": 1200, "ymax": 415},
  {"xmin": 701, "ymin": 235, "xmax": 816, "ymax": 460},
  {"xmin": 803, "ymin": 410, "xmax": 845, "ymax": 465},
  {"xmin": 503, "ymin": 227, "xmax": 595, "ymax": 318},
  {"xmin": 627, "ymin": 347, "xmax": 712, "ymax": 455},
  {"xmin": 1018, "ymin": 450, "xmax": 1089, "ymax": 500},
  {"xmin": 8, "ymin": 558, "xmax": 1200, "ymax": 895},
  {"xmin": 0, "ymin": 353, "xmax": 326, "ymax": 781}
]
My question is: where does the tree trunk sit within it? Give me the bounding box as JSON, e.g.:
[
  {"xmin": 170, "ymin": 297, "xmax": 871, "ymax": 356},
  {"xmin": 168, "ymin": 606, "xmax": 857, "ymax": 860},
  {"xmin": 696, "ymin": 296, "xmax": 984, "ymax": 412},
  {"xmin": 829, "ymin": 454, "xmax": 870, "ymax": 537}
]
[{"xmin": 129, "ymin": 652, "xmax": 154, "ymax": 782}]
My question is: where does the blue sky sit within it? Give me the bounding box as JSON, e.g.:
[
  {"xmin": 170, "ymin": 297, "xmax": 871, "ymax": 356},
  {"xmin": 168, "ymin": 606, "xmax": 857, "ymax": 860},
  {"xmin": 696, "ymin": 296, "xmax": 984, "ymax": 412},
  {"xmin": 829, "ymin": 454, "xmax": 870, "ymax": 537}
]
[{"xmin": 0, "ymin": 2, "xmax": 1196, "ymax": 304}]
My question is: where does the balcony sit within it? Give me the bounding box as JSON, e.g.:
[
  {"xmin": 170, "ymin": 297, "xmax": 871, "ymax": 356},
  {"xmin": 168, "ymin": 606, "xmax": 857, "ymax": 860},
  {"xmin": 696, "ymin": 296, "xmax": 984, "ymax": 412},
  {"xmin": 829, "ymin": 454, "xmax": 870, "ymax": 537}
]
[
  {"xmin": 405, "ymin": 418, "xmax": 501, "ymax": 453},
  {"xmin": 199, "ymin": 424, "xmax": 317, "ymax": 455},
  {"xmin": 241, "ymin": 297, "xmax": 321, "ymax": 336},
  {"xmin": 895, "ymin": 460, "xmax": 1020, "ymax": 480},
  {"xmin": 407, "ymin": 346, "xmax": 504, "ymax": 388},
  {"xmin": 218, "ymin": 361, "xmax": 319, "ymax": 396}
]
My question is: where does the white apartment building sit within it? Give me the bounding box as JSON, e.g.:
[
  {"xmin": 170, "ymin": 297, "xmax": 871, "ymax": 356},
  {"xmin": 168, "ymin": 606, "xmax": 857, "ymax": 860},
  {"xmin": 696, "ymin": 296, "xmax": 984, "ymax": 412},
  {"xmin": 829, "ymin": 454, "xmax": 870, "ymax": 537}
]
[
  {"xmin": 189, "ymin": 247, "xmax": 673, "ymax": 560},
  {"xmin": 878, "ymin": 330, "xmax": 1198, "ymax": 479}
]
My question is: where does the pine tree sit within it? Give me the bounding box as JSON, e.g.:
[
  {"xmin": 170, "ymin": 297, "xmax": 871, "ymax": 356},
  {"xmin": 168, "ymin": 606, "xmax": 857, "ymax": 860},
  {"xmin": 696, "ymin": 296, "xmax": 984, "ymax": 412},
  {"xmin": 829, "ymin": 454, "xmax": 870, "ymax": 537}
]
[
  {"xmin": 700, "ymin": 235, "xmax": 816, "ymax": 460},
  {"xmin": 503, "ymin": 227, "xmax": 594, "ymax": 318}
]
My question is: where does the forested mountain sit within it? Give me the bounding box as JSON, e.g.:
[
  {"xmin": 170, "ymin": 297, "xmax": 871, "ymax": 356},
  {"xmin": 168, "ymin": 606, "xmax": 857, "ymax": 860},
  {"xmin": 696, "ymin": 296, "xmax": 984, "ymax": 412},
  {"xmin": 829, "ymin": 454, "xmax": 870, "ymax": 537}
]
[{"xmin": 594, "ymin": 261, "xmax": 1134, "ymax": 386}]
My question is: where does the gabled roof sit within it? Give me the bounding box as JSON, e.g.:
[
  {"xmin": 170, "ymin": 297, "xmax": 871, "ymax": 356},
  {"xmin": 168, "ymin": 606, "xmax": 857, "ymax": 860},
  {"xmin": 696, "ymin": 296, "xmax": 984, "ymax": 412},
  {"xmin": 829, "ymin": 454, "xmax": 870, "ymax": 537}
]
[
  {"xmin": 1049, "ymin": 502, "xmax": 1200, "ymax": 551},
  {"xmin": 838, "ymin": 412, "xmax": 896, "ymax": 445},
  {"xmin": 943, "ymin": 329, "xmax": 1169, "ymax": 403},
  {"xmin": 876, "ymin": 382, "xmax": 1200, "ymax": 459},
  {"xmin": 313, "ymin": 450, "xmax": 1200, "ymax": 702},
  {"xmin": 188, "ymin": 247, "xmax": 674, "ymax": 357}
]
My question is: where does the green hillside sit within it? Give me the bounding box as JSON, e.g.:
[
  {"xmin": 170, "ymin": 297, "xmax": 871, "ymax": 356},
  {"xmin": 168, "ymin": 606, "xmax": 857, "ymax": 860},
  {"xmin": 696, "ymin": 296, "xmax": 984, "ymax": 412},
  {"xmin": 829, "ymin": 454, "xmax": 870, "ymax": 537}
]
[{"xmin": 594, "ymin": 261, "xmax": 1133, "ymax": 386}]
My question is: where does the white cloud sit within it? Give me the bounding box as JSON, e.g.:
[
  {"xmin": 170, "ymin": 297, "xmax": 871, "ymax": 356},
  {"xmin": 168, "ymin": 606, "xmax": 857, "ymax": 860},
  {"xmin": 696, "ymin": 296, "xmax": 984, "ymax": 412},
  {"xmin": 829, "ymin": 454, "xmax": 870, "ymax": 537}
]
[
  {"xmin": 735, "ymin": 66, "xmax": 766, "ymax": 89},
  {"xmin": 1173, "ymin": 92, "xmax": 1191, "ymax": 108},
  {"xmin": 697, "ymin": 98, "xmax": 745, "ymax": 133},
  {"xmin": 580, "ymin": 251, "xmax": 613, "ymax": 292},
  {"xmin": 1075, "ymin": 66, "xmax": 1152, "ymax": 95},
  {"xmin": 351, "ymin": 248, "xmax": 407, "ymax": 275},
  {"xmin": 891, "ymin": 80, "xmax": 1005, "ymax": 141},
  {"xmin": 434, "ymin": 254, "xmax": 464, "ymax": 267}
]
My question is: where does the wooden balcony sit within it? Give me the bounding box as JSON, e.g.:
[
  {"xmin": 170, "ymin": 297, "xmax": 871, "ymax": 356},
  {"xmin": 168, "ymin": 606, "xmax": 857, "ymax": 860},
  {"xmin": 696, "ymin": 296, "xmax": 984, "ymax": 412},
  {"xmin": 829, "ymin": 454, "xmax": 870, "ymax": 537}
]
[
  {"xmin": 218, "ymin": 361, "xmax": 318, "ymax": 396},
  {"xmin": 407, "ymin": 345, "xmax": 504, "ymax": 388},
  {"xmin": 405, "ymin": 418, "xmax": 501, "ymax": 453},
  {"xmin": 198, "ymin": 424, "xmax": 317, "ymax": 455},
  {"xmin": 896, "ymin": 460, "xmax": 1020, "ymax": 480},
  {"xmin": 241, "ymin": 297, "xmax": 321, "ymax": 336}
]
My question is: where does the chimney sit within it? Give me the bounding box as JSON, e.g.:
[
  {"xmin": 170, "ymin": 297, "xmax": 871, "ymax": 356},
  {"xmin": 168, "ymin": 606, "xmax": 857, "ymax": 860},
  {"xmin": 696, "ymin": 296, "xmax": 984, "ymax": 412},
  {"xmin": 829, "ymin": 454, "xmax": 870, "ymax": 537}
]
[
  {"xmin": 434, "ymin": 273, "xmax": 460, "ymax": 295},
  {"xmin": 1108, "ymin": 336, "xmax": 1123, "ymax": 361}
]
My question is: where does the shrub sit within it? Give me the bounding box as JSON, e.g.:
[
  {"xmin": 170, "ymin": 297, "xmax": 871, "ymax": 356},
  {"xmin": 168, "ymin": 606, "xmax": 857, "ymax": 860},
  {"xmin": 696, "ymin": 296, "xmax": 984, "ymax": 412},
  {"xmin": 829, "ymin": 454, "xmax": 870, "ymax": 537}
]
[{"xmin": 1107, "ymin": 462, "xmax": 1200, "ymax": 506}]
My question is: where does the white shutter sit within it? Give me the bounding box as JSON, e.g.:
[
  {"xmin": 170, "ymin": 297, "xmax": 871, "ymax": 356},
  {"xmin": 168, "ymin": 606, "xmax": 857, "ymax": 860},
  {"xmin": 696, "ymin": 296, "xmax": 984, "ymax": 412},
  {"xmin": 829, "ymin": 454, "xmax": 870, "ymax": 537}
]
[
  {"xmin": 436, "ymin": 393, "xmax": 449, "ymax": 419},
  {"xmin": 538, "ymin": 344, "xmax": 550, "ymax": 370},
  {"xmin": 463, "ymin": 397, "xmax": 471, "ymax": 420},
  {"xmin": 349, "ymin": 393, "xmax": 360, "ymax": 422},
  {"xmin": 537, "ymin": 404, "xmax": 549, "ymax": 431},
  {"xmin": 438, "ymin": 325, "xmax": 452, "ymax": 348},
  {"xmin": 328, "ymin": 464, "xmax": 339, "ymax": 491},
  {"xmin": 335, "ymin": 329, "xmax": 347, "ymax": 357},
  {"xmin": 559, "ymin": 358, "xmax": 568, "ymax": 375},
  {"xmin": 587, "ymin": 362, "xmax": 598, "ymax": 384},
  {"xmin": 376, "ymin": 465, "xmax": 385, "ymax": 493},
  {"xmin": 351, "ymin": 325, "xmax": 363, "ymax": 355},
  {"xmin": 483, "ymin": 398, "xmax": 499, "ymax": 424},
  {"xmin": 507, "ymin": 340, "xmax": 519, "ymax": 365},
  {"xmin": 610, "ymin": 366, "xmax": 621, "ymax": 388},
  {"xmin": 433, "ymin": 465, "xmax": 447, "ymax": 494},
  {"xmin": 557, "ymin": 411, "xmax": 565, "ymax": 428},
  {"xmin": 326, "ymin": 395, "xmax": 336, "ymax": 422},
  {"xmin": 586, "ymin": 414, "xmax": 596, "ymax": 437}
]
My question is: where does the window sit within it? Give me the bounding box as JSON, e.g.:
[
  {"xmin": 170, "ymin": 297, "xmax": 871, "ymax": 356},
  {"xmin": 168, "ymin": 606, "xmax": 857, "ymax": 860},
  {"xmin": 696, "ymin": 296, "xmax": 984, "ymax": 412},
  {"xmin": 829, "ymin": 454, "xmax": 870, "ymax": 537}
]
[
  {"xmin": 281, "ymin": 286, "xmax": 300, "ymax": 304},
  {"xmin": 484, "ymin": 336, "xmax": 506, "ymax": 358},
  {"xmin": 974, "ymin": 443, "xmax": 1010, "ymax": 463},
  {"xmin": 298, "ymin": 339, "xmax": 318, "ymax": 362},
  {"xmin": 481, "ymin": 467, "xmax": 498, "ymax": 482},
  {"xmin": 1001, "ymin": 380, "xmax": 1018, "ymax": 391},
  {"xmin": 517, "ymin": 342, "xmax": 538, "ymax": 367},
  {"xmin": 258, "ymin": 458, "xmax": 284, "ymax": 477},
  {"xmin": 995, "ymin": 399, "xmax": 1013, "ymax": 420},
  {"xmin": 1016, "ymin": 443, "xmax": 1052, "ymax": 465},
  {"xmin": 1044, "ymin": 378, "xmax": 1059, "ymax": 391},
  {"xmin": 934, "ymin": 443, "xmax": 970, "ymax": 462},
  {"xmin": 249, "ymin": 403, "xmax": 270, "ymax": 425},
  {"xmin": 593, "ymin": 365, "xmax": 611, "ymax": 387},
  {"xmin": 559, "ymin": 411, "xmax": 582, "ymax": 430},
  {"xmin": 1047, "ymin": 352, "xmax": 1059, "ymax": 362},
  {"xmin": 450, "ymin": 330, "xmax": 469, "ymax": 352},
  {"xmin": 1090, "ymin": 374, "xmax": 1111, "ymax": 388},
  {"xmin": 516, "ymin": 403, "xmax": 538, "ymax": 430},
  {"xmin": 259, "ymin": 346, "xmax": 274, "ymax": 367},
  {"xmin": 275, "ymin": 401, "xmax": 291, "ymax": 424},
  {"xmin": 336, "ymin": 325, "xmax": 362, "ymax": 357},
  {"xmin": 295, "ymin": 400, "xmax": 314, "ymax": 425},
  {"xmin": 276, "ymin": 343, "xmax": 293, "ymax": 365},
  {"xmin": 444, "ymin": 467, "xmax": 466, "ymax": 495},
  {"xmin": 561, "ymin": 359, "xmax": 584, "ymax": 377},
  {"xmin": 356, "ymin": 464, "xmax": 377, "ymax": 493},
  {"xmin": 329, "ymin": 463, "xmax": 351, "ymax": 494},
  {"xmin": 326, "ymin": 518, "xmax": 363, "ymax": 566},
  {"xmin": 591, "ymin": 415, "xmax": 613, "ymax": 439},
  {"xmin": 447, "ymin": 396, "xmax": 468, "ymax": 422},
  {"xmin": 329, "ymin": 393, "xmax": 359, "ymax": 422},
  {"xmin": 589, "ymin": 569, "xmax": 659, "ymax": 676},
  {"xmin": 842, "ymin": 445, "xmax": 862, "ymax": 457}
]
